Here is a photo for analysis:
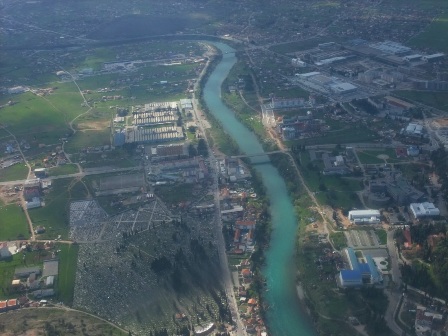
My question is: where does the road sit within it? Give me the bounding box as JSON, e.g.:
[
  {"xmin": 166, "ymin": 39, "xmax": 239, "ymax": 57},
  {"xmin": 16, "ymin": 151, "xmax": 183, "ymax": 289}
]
[
  {"xmin": 0, "ymin": 166, "xmax": 142, "ymax": 187},
  {"xmin": 384, "ymin": 229, "xmax": 405, "ymax": 336}
]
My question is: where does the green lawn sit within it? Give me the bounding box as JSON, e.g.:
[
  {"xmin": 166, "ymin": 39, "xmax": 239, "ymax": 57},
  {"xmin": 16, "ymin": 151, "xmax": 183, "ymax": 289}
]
[
  {"xmin": 57, "ymin": 243, "xmax": 79, "ymax": 306},
  {"xmin": 356, "ymin": 150, "xmax": 386, "ymax": 165},
  {"xmin": 0, "ymin": 204, "xmax": 30, "ymax": 240},
  {"xmin": 48, "ymin": 164, "xmax": 79, "ymax": 176},
  {"xmin": 0, "ymin": 164, "xmax": 28, "ymax": 182}
]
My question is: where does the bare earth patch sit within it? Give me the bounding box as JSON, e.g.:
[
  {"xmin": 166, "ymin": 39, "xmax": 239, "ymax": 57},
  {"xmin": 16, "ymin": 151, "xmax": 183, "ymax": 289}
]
[
  {"xmin": 76, "ymin": 120, "xmax": 110, "ymax": 130},
  {"xmin": 377, "ymin": 154, "xmax": 389, "ymax": 160}
]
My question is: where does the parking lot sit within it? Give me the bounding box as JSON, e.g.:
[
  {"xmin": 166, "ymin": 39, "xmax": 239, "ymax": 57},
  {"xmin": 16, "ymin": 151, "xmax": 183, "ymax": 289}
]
[{"xmin": 344, "ymin": 229, "xmax": 381, "ymax": 248}]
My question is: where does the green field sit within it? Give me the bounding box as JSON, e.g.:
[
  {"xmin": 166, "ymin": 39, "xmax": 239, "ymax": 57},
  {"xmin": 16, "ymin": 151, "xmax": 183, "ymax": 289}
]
[
  {"xmin": 0, "ymin": 204, "xmax": 30, "ymax": 241},
  {"xmin": 29, "ymin": 178, "xmax": 89, "ymax": 239},
  {"xmin": 330, "ymin": 231, "xmax": 347, "ymax": 250},
  {"xmin": 288, "ymin": 126, "xmax": 379, "ymax": 146},
  {"xmin": 409, "ymin": 14, "xmax": 448, "ymax": 52},
  {"xmin": 57, "ymin": 243, "xmax": 79, "ymax": 306},
  {"xmin": 0, "ymin": 90, "xmax": 85, "ymax": 144},
  {"xmin": 394, "ymin": 90, "xmax": 448, "ymax": 112},
  {"xmin": 48, "ymin": 164, "xmax": 79, "ymax": 176},
  {"xmin": 65, "ymin": 129, "xmax": 111, "ymax": 153},
  {"xmin": 0, "ymin": 164, "xmax": 28, "ymax": 182}
]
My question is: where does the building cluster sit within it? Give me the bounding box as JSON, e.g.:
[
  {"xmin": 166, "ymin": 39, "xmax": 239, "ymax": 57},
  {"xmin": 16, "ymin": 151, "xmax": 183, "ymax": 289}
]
[
  {"xmin": 295, "ymin": 72, "xmax": 358, "ymax": 96},
  {"xmin": 234, "ymin": 259, "xmax": 268, "ymax": 335},
  {"xmin": 414, "ymin": 306, "xmax": 444, "ymax": 336},
  {"xmin": 275, "ymin": 111, "xmax": 326, "ymax": 141},
  {"xmin": 23, "ymin": 179, "xmax": 45, "ymax": 209},
  {"xmin": 337, "ymin": 247, "xmax": 383, "ymax": 288},
  {"xmin": 151, "ymin": 156, "xmax": 209, "ymax": 184},
  {"xmin": 220, "ymin": 185, "xmax": 259, "ymax": 255},
  {"xmin": 217, "ymin": 158, "xmax": 251, "ymax": 183},
  {"xmin": 364, "ymin": 172, "xmax": 426, "ymax": 207},
  {"xmin": 113, "ymin": 100, "xmax": 192, "ymax": 146}
]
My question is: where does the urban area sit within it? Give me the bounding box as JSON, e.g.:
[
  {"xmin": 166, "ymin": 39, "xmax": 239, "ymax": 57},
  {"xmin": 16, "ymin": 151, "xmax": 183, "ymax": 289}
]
[{"xmin": 0, "ymin": 0, "xmax": 448, "ymax": 336}]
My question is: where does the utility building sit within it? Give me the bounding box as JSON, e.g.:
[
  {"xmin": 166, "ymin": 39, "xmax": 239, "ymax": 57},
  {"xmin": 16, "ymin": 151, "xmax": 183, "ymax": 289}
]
[{"xmin": 348, "ymin": 210, "xmax": 381, "ymax": 224}]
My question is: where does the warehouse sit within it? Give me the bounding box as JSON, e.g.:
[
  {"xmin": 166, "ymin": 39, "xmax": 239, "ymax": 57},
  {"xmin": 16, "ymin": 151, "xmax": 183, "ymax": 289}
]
[
  {"xmin": 348, "ymin": 209, "xmax": 381, "ymax": 224},
  {"xmin": 410, "ymin": 202, "xmax": 440, "ymax": 218}
]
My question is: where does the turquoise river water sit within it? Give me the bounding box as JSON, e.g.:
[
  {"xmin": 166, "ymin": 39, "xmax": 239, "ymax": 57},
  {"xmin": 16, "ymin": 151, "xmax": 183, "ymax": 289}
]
[{"xmin": 203, "ymin": 42, "xmax": 316, "ymax": 336}]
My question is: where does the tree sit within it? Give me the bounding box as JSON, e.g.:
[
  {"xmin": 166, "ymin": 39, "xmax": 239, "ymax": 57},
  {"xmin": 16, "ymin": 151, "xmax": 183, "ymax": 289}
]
[{"xmin": 197, "ymin": 139, "xmax": 209, "ymax": 157}]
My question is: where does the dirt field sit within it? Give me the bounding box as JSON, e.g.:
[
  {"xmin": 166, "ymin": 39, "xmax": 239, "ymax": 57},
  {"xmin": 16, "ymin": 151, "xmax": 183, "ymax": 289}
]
[
  {"xmin": 0, "ymin": 308, "xmax": 126, "ymax": 336},
  {"xmin": 434, "ymin": 118, "xmax": 448, "ymax": 127}
]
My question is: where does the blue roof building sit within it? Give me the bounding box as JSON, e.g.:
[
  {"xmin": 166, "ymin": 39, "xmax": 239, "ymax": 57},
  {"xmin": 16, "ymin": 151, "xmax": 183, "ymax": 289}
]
[
  {"xmin": 338, "ymin": 248, "xmax": 383, "ymax": 288},
  {"xmin": 113, "ymin": 132, "xmax": 125, "ymax": 147},
  {"xmin": 338, "ymin": 269, "xmax": 363, "ymax": 287}
]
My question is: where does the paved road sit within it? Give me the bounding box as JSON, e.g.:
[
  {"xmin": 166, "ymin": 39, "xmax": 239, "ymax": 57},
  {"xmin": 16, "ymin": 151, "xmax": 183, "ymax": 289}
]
[
  {"xmin": 384, "ymin": 229, "xmax": 404, "ymax": 336},
  {"xmin": 0, "ymin": 166, "xmax": 142, "ymax": 186}
]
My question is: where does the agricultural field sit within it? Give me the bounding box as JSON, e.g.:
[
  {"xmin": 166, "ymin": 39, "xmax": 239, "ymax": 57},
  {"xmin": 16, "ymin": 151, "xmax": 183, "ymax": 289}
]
[{"xmin": 0, "ymin": 204, "xmax": 30, "ymax": 241}]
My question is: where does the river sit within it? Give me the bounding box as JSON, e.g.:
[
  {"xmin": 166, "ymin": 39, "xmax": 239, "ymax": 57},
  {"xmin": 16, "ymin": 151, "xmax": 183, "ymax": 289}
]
[{"xmin": 202, "ymin": 42, "xmax": 315, "ymax": 336}]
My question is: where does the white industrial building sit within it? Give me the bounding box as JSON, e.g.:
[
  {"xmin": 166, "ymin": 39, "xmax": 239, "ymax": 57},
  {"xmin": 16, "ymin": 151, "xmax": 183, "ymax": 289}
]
[
  {"xmin": 422, "ymin": 53, "xmax": 445, "ymax": 63},
  {"xmin": 348, "ymin": 209, "xmax": 381, "ymax": 224},
  {"xmin": 330, "ymin": 82, "xmax": 357, "ymax": 94},
  {"xmin": 410, "ymin": 202, "xmax": 440, "ymax": 218},
  {"xmin": 404, "ymin": 123, "xmax": 424, "ymax": 136}
]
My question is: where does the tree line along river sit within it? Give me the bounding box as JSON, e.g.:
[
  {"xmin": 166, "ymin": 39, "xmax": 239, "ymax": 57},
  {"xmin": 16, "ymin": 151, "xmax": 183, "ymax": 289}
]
[{"xmin": 202, "ymin": 42, "xmax": 315, "ymax": 336}]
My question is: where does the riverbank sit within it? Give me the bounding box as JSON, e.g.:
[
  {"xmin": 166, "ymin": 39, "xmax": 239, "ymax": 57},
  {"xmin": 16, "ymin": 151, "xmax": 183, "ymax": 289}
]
[{"xmin": 200, "ymin": 42, "xmax": 315, "ymax": 335}]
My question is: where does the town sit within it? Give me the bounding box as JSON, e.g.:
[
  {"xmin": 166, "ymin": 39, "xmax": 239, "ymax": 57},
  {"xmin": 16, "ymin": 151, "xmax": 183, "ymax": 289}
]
[{"xmin": 1, "ymin": 0, "xmax": 448, "ymax": 335}]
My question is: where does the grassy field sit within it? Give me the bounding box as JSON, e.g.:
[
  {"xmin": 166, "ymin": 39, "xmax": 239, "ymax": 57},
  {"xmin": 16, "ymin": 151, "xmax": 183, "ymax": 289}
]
[
  {"xmin": 394, "ymin": 90, "xmax": 448, "ymax": 112},
  {"xmin": 0, "ymin": 204, "xmax": 30, "ymax": 241},
  {"xmin": 0, "ymin": 164, "xmax": 28, "ymax": 182},
  {"xmin": 29, "ymin": 178, "xmax": 89, "ymax": 240},
  {"xmin": 65, "ymin": 129, "xmax": 111, "ymax": 153},
  {"xmin": 0, "ymin": 91, "xmax": 83, "ymax": 145},
  {"xmin": 330, "ymin": 231, "xmax": 347, "ymax": 250},
  {"xmin": 294, "ymin": 151, "xmax": 363, "ymax": 209},
  {"xmin": 288, "ymin": 126, "xmax": 380, "ymax": 146},
  {"xmin": 409, "ymin": 14, "xmax": 448, "ymax": 52},
  {"xmin": 154, "ymin": 183, "xmax": 194, "ymax": 205},
  {"xmin": 269, "ymin": 38, "xmax": 327, "ymax": 54},
  {"xmin": 56, "ymin": 243, "xmax": 79, "ymax": 306},
  {"xmin": 48, "ymin": 164, "xmax": 79, "ymax": 176}
]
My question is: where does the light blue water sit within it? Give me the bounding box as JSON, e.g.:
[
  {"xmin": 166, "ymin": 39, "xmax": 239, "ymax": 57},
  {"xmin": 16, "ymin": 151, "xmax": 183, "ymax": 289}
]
[{"xmin": 203, "ymin": 42, "xmax": 315, "ymax": 336}]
